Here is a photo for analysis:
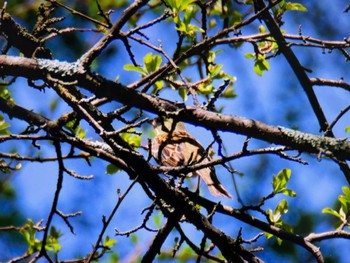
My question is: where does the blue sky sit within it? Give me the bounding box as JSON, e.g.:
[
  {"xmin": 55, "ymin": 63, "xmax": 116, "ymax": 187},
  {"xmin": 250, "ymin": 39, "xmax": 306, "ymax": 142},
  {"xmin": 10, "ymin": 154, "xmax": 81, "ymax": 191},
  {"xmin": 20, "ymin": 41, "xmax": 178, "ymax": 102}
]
[{"xmin": 1, "ymin": 1, "xmax": 350, "ymax": 262}]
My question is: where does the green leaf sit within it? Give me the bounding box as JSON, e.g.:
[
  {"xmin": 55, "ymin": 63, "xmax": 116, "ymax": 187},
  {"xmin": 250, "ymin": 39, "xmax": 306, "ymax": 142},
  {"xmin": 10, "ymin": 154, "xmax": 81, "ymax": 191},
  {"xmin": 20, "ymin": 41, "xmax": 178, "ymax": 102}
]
[
  {"xmin": 106, "ymin": 163, "xmax": 121, "ymax": 175},
  {"xmin": 0, "ymin": 86, "xmax": 14, "ymax": 102},
  {"xmin": 278, "ymin": 0, "xmax": 286, "ymax": 8},
  {"xmin": 123, "ymin": 64, "xmax": 147, "ymax": 75},
  {"xmin": 323, "ymin": 186, "xmax": 350, "ymax": 227},
  {"xmin": 208, "ymin": 64, "xmax": 223, "ymax": 78},
  {"xmin": 245, "ymin": 53, "xmax": 271, "ymax": 76},
  {"xmin": 339, "ymin": 206, "xmax": 347, "ymax": 219},
  {"xmin": 20, "ymin": 219, "xmax": 42, "ymax": 254},
  {"xmin": 198, "ymin": 83, "xmax": 214, "ymax": 95},
  {"xmin": 280, "ymin": 189, "xmax": 296, "ymax": 197},
  {"xmin": 258, "ymin": 25, "xmax": 267, "ymax": 33},
  {"xmin": 130, "ymin": 234, "xmax": 138, "ymax": 244},
  {"xmin": 244, "ymin": 53, "xmax": 255, "ymax": 59},
  {"xmin": 254, "ymin": 55, "xmax": 270, "ymax": 76},
  {"xmin": 285, "ymin": 2, "xmax": 307, "ymax": 12},
  {"xmin": 176, "ymin": 18, "xmax": 203, "ymax": 36},
  {"xmin": 144, "ymin": 53, "xmax": 162, "ymax": 73},
  {"xmin": 50, "ymin": 226, "xmax": 63, "ymax": 239},
  {"xmin": 264, "ymin": 232, "xmax": 274, "ymax": 239},
  {"xmin": 338, "ymin": 186, "xmax": 350, "ymax": 214},
  {"xmin": 342, "ymin": 186, "xmax": 350, "ymax": 200},
  {"xmin": 153, "ymin": 212, "xmax": 163, "ymax": 227},
  {"xmin": 208, "ymin": 18, "xmax": 217, "ymax": 29},
  {"xmin": 169, "ymin": 0, "xmax": 203, "ymax": 37},
  {"xmin": 121, "ymin": 129, "xmax": 141, "ymax": 148},
  {"xmin": 270, "ymin": 199, "xmax": 289, "ymax": 223},
  {"xmin": 76, "ymin": 127, "xmax": 86, "ymax": 139},
  {"xmin": 165, "ymin": 0, "xmax": 197, "ymax": 12},
  {"xmin": 273, "ymin": 168, "xmax": 292, "ymax": 194},
  {"xmin": 186, "ymin": 24, "xmax": 205, "ymax": 35},
  {"xmin": 276, "ymin": 199, "xmax": 288, "ymax": 214},
  {"xmin": 35, "ymin": 226, "xmax": 63, "ymax": 253},
  {"xmin": 0, "ymin": 114, "xmax": 10, "ymax": 135},
  {"xmin": 207, "ymin": 50, "xmax": 217, "ymax": 63},
  {"xmin": 276, "ymin": 237, "xmax": 283, "ymax": 245},
  {"xmin": 64, "ymin": 119, "xmax": 86, "ymax": 138},
  {"xmin": 280, "ymin": 221, "xmax": 294, "ymax": 233},
  {"xmin": 154, "ymin": 80, "xmax": 163, "ymax": 91},
  {"xmin": 322, "ymin": 207, "xmax": 342, "ymax": 219},
  {"xmin": 49, "ymin": 98, "xmax": 60, "ymax": 112},
  {"xmin": 178, "ymin": 87, "xmax": 188, "ymax": 101},
  {"xmin": 184, "ymin": 4, "xmax": 196, "ymax": 24},
  {"xmin": 104, "ymin": 236, "xmax": 117, "ymax": 249}
]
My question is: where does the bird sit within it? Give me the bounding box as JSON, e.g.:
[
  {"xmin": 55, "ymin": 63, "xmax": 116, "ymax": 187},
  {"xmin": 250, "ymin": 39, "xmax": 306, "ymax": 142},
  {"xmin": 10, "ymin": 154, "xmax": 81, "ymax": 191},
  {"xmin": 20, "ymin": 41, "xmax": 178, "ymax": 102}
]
[{"xmin": 151, "ymin": 117, "xmax": 232, "ymax": 198}]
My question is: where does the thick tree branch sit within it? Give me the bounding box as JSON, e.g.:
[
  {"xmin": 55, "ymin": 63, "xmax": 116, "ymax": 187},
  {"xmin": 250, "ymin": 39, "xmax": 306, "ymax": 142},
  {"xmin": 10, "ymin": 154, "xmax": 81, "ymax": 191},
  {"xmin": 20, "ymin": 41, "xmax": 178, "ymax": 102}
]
[
  {"xmin": 0, "ymin": 12, "xmax": 52, "ymax": 58},
  {"xmin": 0, "ymin": 55, "xmax": 349, "ymax": 162}
]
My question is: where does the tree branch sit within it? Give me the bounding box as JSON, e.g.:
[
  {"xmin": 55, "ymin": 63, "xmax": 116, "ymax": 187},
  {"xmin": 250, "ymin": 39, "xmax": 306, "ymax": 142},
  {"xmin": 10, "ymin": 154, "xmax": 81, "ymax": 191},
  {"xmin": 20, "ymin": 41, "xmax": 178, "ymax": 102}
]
[{"xmin": 0, "ymin": 56, "xmax": 349, "ymax": 162}]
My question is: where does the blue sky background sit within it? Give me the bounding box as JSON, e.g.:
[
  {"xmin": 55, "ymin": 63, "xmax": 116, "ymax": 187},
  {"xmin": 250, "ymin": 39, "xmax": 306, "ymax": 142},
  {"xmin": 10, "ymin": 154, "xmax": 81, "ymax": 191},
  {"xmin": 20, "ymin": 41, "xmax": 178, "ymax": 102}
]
[{"xmin": 1, "ymin": 1, "xmax": 350, "ymax": 262}]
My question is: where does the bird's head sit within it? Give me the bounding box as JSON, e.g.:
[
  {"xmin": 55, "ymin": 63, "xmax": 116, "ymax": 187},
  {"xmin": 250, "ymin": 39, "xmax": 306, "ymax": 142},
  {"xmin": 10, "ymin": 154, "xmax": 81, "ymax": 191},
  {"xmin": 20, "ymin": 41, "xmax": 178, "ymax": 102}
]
[{"xmin": 151, "ymin": 117, "xmax": 186, "ymax": 135}]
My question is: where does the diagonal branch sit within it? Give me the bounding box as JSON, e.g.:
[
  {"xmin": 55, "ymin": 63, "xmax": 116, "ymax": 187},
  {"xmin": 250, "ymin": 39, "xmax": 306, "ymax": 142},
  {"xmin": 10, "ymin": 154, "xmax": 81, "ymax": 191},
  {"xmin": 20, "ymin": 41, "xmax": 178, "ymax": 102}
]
[
  {"xmin": 80, "ymin": 0, "xmax": 149, "ymax": 66},
  {"xmin": 185, "ymin": 191, "xmax": 324, "ymax": 263},
  {"xmin": 141, "ymin": 209, "xmax": 183, "ymax": 262},
  {"xmin": 253, "ymin": 0, "xmax": 350, "ymax": 183},
  {"xmin": 253, "ymin": 0, "xmax": 329, "ymax": 132}
]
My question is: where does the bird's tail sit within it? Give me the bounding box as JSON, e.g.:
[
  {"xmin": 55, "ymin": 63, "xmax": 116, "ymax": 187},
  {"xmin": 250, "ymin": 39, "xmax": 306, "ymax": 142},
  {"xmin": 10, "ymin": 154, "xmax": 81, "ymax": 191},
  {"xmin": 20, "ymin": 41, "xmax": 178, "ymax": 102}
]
[
  {"xmin": 207, "ymin": 182, "xmax": 233, "ymax": 199},
  {"xmin": 197, "ymin": 159, "xmax": 232, "ymax": 199}
]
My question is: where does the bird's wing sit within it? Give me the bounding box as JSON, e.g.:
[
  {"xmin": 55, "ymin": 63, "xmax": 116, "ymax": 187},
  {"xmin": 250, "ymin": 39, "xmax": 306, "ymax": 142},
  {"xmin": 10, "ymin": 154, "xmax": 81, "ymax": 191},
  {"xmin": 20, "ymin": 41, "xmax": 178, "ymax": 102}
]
[{"xmin": 152, "ymin": 133, "xmax": 187, "ymax": 167}]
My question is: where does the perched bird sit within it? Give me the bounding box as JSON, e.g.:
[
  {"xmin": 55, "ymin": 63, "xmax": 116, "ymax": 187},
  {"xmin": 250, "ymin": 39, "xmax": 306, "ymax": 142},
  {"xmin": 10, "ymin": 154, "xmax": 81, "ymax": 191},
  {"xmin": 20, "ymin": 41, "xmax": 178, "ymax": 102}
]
[{"xmin": 151, "ymin": 117, "xmax": 232, "ymax": 198}]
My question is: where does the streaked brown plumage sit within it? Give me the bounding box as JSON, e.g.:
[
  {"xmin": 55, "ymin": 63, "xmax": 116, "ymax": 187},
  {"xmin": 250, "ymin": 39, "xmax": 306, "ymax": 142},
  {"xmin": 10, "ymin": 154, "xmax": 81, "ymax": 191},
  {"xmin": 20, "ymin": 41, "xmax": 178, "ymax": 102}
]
[{"xmin": 151, "ymin": 117, "xmax": 232, "ymax": 198}]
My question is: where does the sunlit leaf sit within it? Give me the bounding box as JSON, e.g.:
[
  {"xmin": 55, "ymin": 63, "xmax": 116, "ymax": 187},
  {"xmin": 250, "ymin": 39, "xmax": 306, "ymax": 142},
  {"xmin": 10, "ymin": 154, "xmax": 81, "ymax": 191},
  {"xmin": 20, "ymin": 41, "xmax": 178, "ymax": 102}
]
[
  {"xmin": 0, "ymin": 114, "xmax": 10, "ymax": 135},
  {"xmin": 121, "ymin": 129, "xmax": 141, "ymax": 149},
  {"xmin": 285, "ymin": 2, "xmax": 307, "ymax": 12},
  {"xmin": 45, "ymin": 226, "xmax": 63, "ymax": 253},
  {"xmin": 104, "ymin": 236, "xmax": 117, "ymax": 249},
  {"xmin": 258, "ymin": 25, "xmax": 267, "ymax": 33},
  {"xmin": 198, "ymin": 83, "xmax": 214, "ymax": 95},
  {"xmin": 244, "ymin": 53, "xmax": 255, "ymax": 59},
  {"xmin": 144, "ymin": 53, "xmax": 162, "ymax": 73},
  {"xmin": 280, "ymin": 189, "xmax": 296, "ymax": 197},
  {"xmin": 123, "ymin": 64, "xmax": 147, "ymax": 75},
  {"xmin": 273, "ymin": 169, "xmax": 293, "ymax": 195},
  {"xmin": 209, "ymin": 64, "xmax": 223, "ymax": 78},
  {"xmin": 64, "ymin": 119, "xmax": 86, "ymax": 138},
  {"xmin": 254, "ymin": 56, "xmax": 270, "ymax": 76}
]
